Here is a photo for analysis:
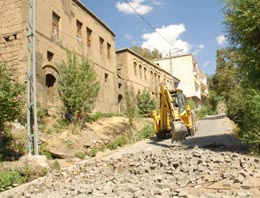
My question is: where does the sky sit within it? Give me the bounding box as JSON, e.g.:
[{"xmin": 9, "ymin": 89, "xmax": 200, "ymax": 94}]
[{"xmin": 82, "ymin": 0, "xmax": 227, "ymax": 75}]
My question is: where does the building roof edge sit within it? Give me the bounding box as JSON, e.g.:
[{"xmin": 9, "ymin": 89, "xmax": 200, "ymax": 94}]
[
  {"xmin": 116, "ymin": 48, "xmax": 178, "ymax": 80},
  {"xmin": 74, "ymin": 0, "xmax": 116, "ymax": 37}
]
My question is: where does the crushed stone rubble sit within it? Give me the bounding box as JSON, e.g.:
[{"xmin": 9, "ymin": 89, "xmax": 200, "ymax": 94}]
[{"xmin": 1, "ymin": 147, "xmax": 260, "ymax": 198}]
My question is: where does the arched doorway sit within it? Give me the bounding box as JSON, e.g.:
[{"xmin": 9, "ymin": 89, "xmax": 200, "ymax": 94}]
[
  {"xmin": 118, "ymin": 94, "xmax": 123, "ymax": 113},
  {"xmin": 45, "ymin": 73, "xmax": 56, "ymax": 105},
  {"xmin": 42, "ymin": 65, "xmax": 59, "ymax": 108}
]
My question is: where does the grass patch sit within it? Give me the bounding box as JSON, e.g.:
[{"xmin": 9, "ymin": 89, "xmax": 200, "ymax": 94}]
[
  {"xmin": 86, "ymin": 123, "xmax": 155, "ymax": 158},
  {"xmin": 137, "ymin": 124, "xmax": 155, "ymax": 140},
  {"xmin": 0, "ymin": 171, "xmax": 26, "ymax": 191},
  {"xmin": 39, "ymin": 142, "xmax": 53, "ymax": 160},
  {"xmin": 51, "ymin": 160, "xmax": 61, "ymax": 170},
  {"xmin": 75, "ymin": 152, "xmax": 85, "ymax": 159},
  {"xmin": 85, "ymin": 112, "xmax": 123, "ymax": 123},
  {"xmin": 88, "ymin": 146, "xmax": 99, "ymax": 157},
  {"xmin": 0, "ymin": 166, "xmax": 48, "ymax": 192},
  {"xmin": 107, "ymin": 136, "xmax": 128, "ymax": 150}
]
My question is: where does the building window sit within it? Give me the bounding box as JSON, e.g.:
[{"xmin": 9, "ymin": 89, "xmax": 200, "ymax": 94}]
[
  {"xmin": 144, "ymin": 68, "xmax": 147, "ymax": 80},
  {"xmin": 134, "ymin": 62, "xmax": 137, "ymax": 76},
  {"xmin": 107, "ymin": 43, "xmax": 111, "ymax": 59},
  {"xmin": 86, "ymin": 27, "xmax": 92, "ymax": 47},
  {"xmin": 47, "ymin": 51, "xmax": 54, "ymax": 62},
  {"xmin": 104, "ymin": 73, "xmax": 108, "ymax": 82},
  {"xmin": 158, "ymin": 75, "xmax": 160, "ymax": 83},
  {"xmin": 99, "ymin": 37, "xmax": 104, "ymax": 54},
  {"xmin": 139, "ymin": 65, "xmax": 142, "ymax": 79},
  {"xmin": 118, "ymin": 83, "xmax": 122, "ymax": 89},
  {"xmin": 76, "ymin": 20, "xmax": 82, "ymax": 42},
  {"xmin": 52, "ymin": 12, "xmax": 60, "ymax": 36}
]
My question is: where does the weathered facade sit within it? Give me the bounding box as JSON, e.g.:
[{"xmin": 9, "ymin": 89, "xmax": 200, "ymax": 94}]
[
  {"xmin": 0, "ymin": 0, "xmax": 118, "ymax": 113},
  {"xmin": 153, "ymin": 54, "xmax": 209, "ymax": 101},
  {"xmin": 0, "ymin": 0, "xmax": 177, "ymax": 113},
  {"xmin": 0, "ymin": 0, "xmax": 28, "ymax": 82},
  {"xmin": 116, "ymin": 48, "xmax": 177, "ymax": 110}
]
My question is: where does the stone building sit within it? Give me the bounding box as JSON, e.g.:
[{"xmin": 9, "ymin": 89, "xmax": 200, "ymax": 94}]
[
  {"xmin": 0, "ymin": 0, "xmax": 177, "ymax": 114},
  {"xmin": 0, "ymin": 0, "xmax": 118, "ymax": 113},
  {"xmin": 153, "ymin": 54, "xmax": 209, "ymax": 102},
  {"xmin": 116, "ymin": 48, "xmax": 178, "ymax": 112}
]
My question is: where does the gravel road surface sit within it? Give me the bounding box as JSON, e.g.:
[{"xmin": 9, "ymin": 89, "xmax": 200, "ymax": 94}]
[{"xmin": 1, "ymin": 115, "xmax": 259, "ymax": 198}]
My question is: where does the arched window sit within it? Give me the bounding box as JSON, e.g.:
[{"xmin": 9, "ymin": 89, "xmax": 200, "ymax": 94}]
[
  {"xmin": 139, "ymin": 65, "xmax": 142, "ymax": 79},
  {"xmin": 144, "ymin": 67, "xmax": 147, "ymax": 80},
  {"xmin": 134, "ymin": 62, "xmax": 137, "ymax": 76}
]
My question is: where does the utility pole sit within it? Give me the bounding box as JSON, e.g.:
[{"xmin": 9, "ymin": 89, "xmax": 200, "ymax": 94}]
[
  {"xmin": 27, "ymin": 0, "xmax": 39, "ymax": 155},
  {"xmin": 169, "ymin": 49, "xmax": 173, "ymax": 75}
]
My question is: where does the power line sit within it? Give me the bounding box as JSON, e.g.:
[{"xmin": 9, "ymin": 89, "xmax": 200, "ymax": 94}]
[{"xmin": 123, "ymin": 0, "xmax": 180, "ymax": 50}]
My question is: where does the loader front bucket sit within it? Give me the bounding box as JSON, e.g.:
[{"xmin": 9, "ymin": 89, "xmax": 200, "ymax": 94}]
[{"xmin": 171, "ymin": 121, "xmax": 187, "ymax": 142}]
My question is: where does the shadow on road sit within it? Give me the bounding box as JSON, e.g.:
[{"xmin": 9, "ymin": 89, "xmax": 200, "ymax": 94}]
[
  {"xmin": 148, "ymin": 134, "xmax": 249, "ymax": 154},
  {"xmin": 183, "ymin": 134, "xmax": 249, "ymax": 154}
]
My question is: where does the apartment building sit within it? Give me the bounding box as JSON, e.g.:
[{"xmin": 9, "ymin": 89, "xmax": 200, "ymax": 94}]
[
  {"xmin": 153, "ymin": 54, "xmax": 208, "ymax": 101},
  {"xmin": 0, "ymin": 0, "xmax": 118, "ymax": 112},
  {"xmin": 116, "ymin": 48, "xmax": 178, "ymax": 111}
]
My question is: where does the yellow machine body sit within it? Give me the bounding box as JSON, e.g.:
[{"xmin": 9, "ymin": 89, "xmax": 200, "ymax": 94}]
[{"xmin": 152, "ymin": 85, "xmax": 197, "ymax": 141}]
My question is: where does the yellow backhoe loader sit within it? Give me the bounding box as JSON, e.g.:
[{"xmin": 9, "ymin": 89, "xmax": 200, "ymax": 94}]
[{"xmin": 152, "ymin": 85, "xmax": 197, "ymax": 142}]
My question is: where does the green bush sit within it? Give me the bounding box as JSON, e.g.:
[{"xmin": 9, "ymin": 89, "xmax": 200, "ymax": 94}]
[
  {"xmin": 136, "ymin": 90, "xmax": 156, "ymax": 115},
  {"xmin": 195, "ymin": 107, "xmax": 208, "ymax": 119},
  {"xmin": 208, "ymin": 90, "xmax": 222, "ymax": 114},
  {"xmin": 137, "ymin": 124, "xmax": 155, "ymax": 140},
  {"xmin": 0, "ymin": 166, "xmax": 48, "ymax": 192},
  {"xmin": 0, "ymin": 63, "xmax": 24, "ymax": 129},
  {"xmin": 125, "ymin": 89, "xmax": 137, "ymax": 127},
  {"xmin": 0, "ymin": 171, "xmax": 26, "ymax": 191},
  {"xmin": 228, "ymin": 88, "xmax": 260, "ymax": 152}
]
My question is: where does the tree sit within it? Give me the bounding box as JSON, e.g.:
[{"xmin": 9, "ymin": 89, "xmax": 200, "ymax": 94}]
[
  {"xmin": 130, "ymin": 46, "xmax": 162, "ymax": 60},
  {"xmin": 224, "ymin": 0, "xmax": 260, "ymax": 88},
  {"xmin": 0, "ymin": 63, "xmax": 24, "ymax": 130},
  {"xmin": 223, "ymin": 0, "xmax": 260, "ymax": 151},
  {"xmin": 211, "ymin": 48, "xmax": 240, "ymax": 102},
  {"xmin": 58, "ymin": 52, "xmax": 100, "ymax": 122},
  {"xmin": 136, "ymin": 90, "xmax": 156, "ymax": 115}
]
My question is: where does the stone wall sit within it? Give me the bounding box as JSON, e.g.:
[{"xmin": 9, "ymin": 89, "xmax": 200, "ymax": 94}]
[{"xmin": 0, "ymin": 0, "xmax": 28, "ymax": 82}]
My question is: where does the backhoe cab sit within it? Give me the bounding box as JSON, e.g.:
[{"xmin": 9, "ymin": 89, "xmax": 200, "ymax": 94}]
[{"xmin": 152, "ymin": 85, "xmax": 197, "ymax": 142}]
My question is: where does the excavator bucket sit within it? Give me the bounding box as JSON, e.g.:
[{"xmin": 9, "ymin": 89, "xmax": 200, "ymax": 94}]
[{"xmin": 171, "ymin": 121, "xmax": 187, "ymax": 142}]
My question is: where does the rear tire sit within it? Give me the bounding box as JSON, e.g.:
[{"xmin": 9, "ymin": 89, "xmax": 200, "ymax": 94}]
[{"xmin": 156, "ymin": 131, "xmax": 167, "ymax": 140}]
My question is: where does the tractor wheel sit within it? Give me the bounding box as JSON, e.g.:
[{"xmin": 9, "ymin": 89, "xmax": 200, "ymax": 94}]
[{"xmin": 156, "ymin": 131, "xmax": 167, "ymax": 140}]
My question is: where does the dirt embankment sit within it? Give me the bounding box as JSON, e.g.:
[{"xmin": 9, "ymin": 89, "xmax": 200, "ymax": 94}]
[{"xmin": 1, "ymin": 116, "xmax": 153, "ymax": 171}]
